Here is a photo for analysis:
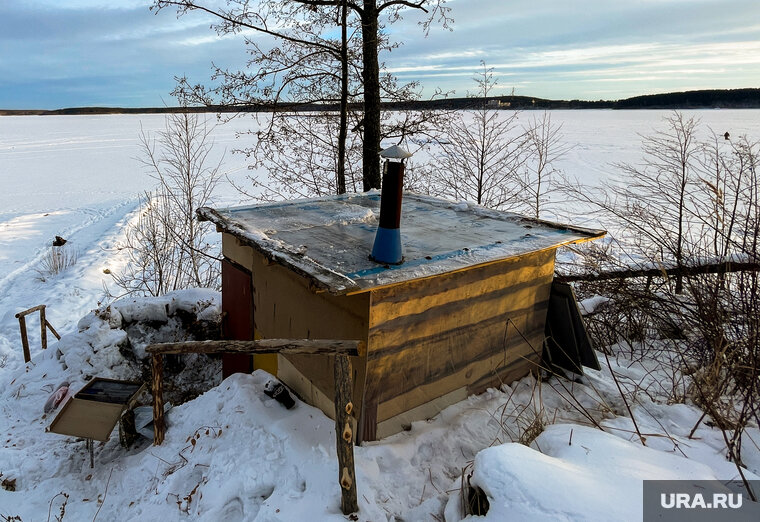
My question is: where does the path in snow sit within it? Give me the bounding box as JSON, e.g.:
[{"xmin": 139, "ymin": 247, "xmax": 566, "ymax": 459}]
[
  {"xmin": 0, "ymin": 114, "xmax": 254, "ymax": 373},
  {"xmin": 0, "ymin": 198, "xmax": 141, "ymax": 373}
]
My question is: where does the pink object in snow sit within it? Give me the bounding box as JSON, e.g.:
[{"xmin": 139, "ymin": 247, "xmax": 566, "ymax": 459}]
[{"xmin": 44, "ymin": 381, "xmax": 70, "ymax": 414}]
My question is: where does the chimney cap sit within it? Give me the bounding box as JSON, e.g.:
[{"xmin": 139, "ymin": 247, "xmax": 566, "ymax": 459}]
[{"xmin": 380, "ymin": 144, "xmax": 413, "ymax": 160}]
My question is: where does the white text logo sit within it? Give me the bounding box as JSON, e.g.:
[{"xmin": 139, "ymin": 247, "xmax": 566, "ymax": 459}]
[{"xmin": 660, "ymin": 493, "xmax": 743, "ymax": 509}]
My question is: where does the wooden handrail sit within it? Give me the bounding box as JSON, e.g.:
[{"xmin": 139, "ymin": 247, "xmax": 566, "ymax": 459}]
[
  {"xmin": 15, "ymin": 305, "xmax": 46, "ymax": 318},
  {"xmin": 16, "ymin": 304, "xmax": 61, "ymax": 363},
  {"xmin": 149, "ymin": 337, "xmax": 361, "ymax": 515},
  {"xmin": 146, "ymin": 339, "xmax": 364, "ymax": 356}
]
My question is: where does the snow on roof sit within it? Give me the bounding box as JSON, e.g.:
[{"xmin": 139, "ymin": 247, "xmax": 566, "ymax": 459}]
[{"xmin": 198, "ymin": 193, "xmax": 605, "ymax": 295}]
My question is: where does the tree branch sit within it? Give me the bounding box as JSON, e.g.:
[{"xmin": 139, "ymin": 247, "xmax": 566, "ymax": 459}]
[
  {"xmin": 556, "ymin": 261, "xmax": 760, "ymax": 283},
  {"xmin": 154, "ymin": 1, "xmax": 339, "ymax": 52},
  {"xmin": 378, "ymin": 0, "xmax": 427, "ymax": 12}
]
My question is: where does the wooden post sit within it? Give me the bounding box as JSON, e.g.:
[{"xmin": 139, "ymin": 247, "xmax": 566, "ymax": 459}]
[
  {"xmin": 18, "ymin": 316, "xmax": 30, "ymax": 363},
  {"xmin": 333, "ymin": 354, "xmax": 358, "ymax": 515},
  {"xmin": 87, "ymin": 438, "xmax": 94, "ymax": 469},
  {"xmin": 152, "ymin": 354, "xmax": 166, "ymax": 446},
  {"xmin": 39, "ymin": 305, "xmax": 48, "ymax": 350}
]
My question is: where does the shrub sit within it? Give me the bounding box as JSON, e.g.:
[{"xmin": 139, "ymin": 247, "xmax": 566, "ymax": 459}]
[{"xmin": 37, "ymin": 245, "xmax": 77, "ymax": 280}]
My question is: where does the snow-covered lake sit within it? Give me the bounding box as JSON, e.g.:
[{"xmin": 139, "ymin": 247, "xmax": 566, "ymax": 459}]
[{"xmin": 1, "ymin": 109, "xmax": 760, "ymax": 371}]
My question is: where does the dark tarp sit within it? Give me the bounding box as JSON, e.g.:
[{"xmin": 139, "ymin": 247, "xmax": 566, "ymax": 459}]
[{"xmin": 542, "ymin": 281, "xmax": 601, "ymax": 375}]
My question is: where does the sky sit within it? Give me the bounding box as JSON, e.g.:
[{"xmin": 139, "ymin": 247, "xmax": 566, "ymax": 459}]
[{"xmin": 1, "ymin": 0, "xmax": 759, "ymax": 109}]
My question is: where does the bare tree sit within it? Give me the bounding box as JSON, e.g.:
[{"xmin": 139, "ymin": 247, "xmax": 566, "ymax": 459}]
[
  {"xmin": 234, "ymin": 111, "xmax": 366, "ymax": 200},
  {"xmin": 421, "ymin": 62, "xmax": 528, "ymax": 209},
  {"xmin": 112, "ymin": 110, "xmax": 223, "ymax": 296},
  {"xmin": 521, "ymin": 111, "xmax": 568, "ymax": 219},
  {"xmin": 626, "ymin": 112, "xmax": 699, "ymax": 293},
  {"xmin": 230, "ymin": 82, "xmax": 452, "ymax": 200},
  {"xmin": 152, "ymin": 0, "xmax": 452, "ymax": 193},
  {"xmin": 561, "ymin": 115, "xmax": 760, "ymax": 498},
  {"xmin": 562, "ymin": 112, "xmax": 701, "ymax": 292}
]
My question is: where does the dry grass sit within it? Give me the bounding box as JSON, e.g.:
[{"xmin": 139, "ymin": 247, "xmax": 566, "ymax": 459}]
[{"xmin": 37, "ymin": 245, "xmax": 77, "ymax": 280}]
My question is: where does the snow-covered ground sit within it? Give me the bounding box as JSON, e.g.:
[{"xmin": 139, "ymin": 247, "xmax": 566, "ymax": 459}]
[
  {"xmin": 0, "ymin": 114, "xmax": 256, "ymax": 375},
  {"xmin": 1, "ymin": 110, "xmax": 760, "ymax": 520},
  {"xmin": 1, "ymin": 290, "xmax": 758, "ymax": 521}
]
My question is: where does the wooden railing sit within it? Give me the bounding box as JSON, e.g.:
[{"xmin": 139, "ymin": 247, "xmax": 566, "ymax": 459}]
[
  {"xmin": 146, "ymin": 338, "xmax": 363, "ymax": 515},
  {"xmin": 16, "ymin": 305, "xmax": 61, "ymax": 363}
]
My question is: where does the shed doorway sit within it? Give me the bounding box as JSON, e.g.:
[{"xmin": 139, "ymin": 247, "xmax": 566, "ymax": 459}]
[{"xmin": 221, "ymin": 259, "xmax": 254, "ymax": 377}]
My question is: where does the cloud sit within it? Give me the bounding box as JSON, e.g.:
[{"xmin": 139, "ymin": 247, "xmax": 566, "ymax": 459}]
[
  {"xmin": 0, "ymin": 2, "xmax": 245, "ymax": 108},
  {"xmin": 1, "ymin": 0, "xmax": 759, "ymax": 108},
  {"xmin": 384, "ymin": 0, "xmax": 760, "ymax": 99}
]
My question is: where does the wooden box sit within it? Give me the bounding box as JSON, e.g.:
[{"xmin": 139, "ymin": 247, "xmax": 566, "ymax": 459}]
[{"xmin": 47, "ymin": 378, "xmax": 144, "ymax": 442}]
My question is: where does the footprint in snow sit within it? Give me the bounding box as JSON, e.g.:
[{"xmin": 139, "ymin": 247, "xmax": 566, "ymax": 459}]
[{"xmin": 218, "ymin": 496, "xmax": 245, "ymax": 521}]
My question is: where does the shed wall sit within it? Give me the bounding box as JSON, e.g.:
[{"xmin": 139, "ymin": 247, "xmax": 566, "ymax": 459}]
[
  {"xmin": 222, "ymin": 234, "xmax": 556, "ymax": 441},
  {"xmin": 223, "ymin": 234, "xmax": 370, "ymax": 427},
  {"xmin": 363, "ymin": 249, "xmax": 555, "ymax": 437}
]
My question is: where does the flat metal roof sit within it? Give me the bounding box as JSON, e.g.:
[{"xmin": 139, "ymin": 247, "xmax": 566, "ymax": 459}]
[{"xmin": 199, "ymin": 193, "xmax": 605, "ymax": 295}]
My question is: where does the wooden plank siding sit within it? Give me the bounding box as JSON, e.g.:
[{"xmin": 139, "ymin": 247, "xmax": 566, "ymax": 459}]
[
  {"xmin": 247, "ymin": 247, "xmax": 370, "ymax": 430},
  {"xmin": 365, "ymin": 249, "xmax": 555, "ymax": 426}
]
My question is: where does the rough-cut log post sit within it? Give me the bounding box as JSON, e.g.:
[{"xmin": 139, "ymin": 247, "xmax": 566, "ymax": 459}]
[
  {"xmin": 18, "ymin": 315, "xmax": 30, "ymax": 363},
  {"xmin": 39, "ymin": 305, "xmax": 48, "ymax": 350},
  {"xmin": 333, "ymin": 354, "xmax": 358, "ymax": 515},
  {"xmin": 152, "ymin": 354, "xmax": 166, "ymax": 446},
  {"xmin": 146, "ymin": 339, "xmax": 363, "ymax": 356}
]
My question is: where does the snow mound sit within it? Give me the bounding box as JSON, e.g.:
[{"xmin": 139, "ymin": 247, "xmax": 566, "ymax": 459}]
[
  {"xmin": 5, "ymin": 288, "xmax": 222, "ymax": 422},
  {"xmin": 61, "ymin": 288, "xmax": 222, "ymax": 378},
  {"xmin": 454, "ymin": 424, "xmax": 718, "ymax": 521}
]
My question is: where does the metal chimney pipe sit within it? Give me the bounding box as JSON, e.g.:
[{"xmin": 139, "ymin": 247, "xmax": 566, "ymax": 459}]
[{"xmin": 371, "ymin": 145, "xmax": 412, "ymax": 265}]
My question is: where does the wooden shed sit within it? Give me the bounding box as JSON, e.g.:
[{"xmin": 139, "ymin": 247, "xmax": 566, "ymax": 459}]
[{"xmin": 199, "ymin": 193, "xmax": 604, "ymax": 442}]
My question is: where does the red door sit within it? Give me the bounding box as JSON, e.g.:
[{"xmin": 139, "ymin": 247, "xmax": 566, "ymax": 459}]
[{"xmin": 221, "ymin": 259, "xmax": 254, "ymax": 377}]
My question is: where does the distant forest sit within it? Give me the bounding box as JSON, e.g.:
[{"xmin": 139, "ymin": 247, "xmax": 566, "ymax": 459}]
[
  {"xmin": 394, "ymin": 87, "xmax": 760, "ymax": 111},
  {"xmin": 2, "ymin": 88, "xmax": 760, "ymax": 115}
]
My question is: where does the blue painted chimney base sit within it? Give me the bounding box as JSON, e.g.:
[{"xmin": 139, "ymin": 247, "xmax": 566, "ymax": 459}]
[{"xmin": 371, "ymin": 227, "xmax": 403, "ymax": 265}]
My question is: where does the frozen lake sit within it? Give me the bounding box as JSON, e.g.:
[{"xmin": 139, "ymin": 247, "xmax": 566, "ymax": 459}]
[
  {"xmin": 551, "ymin": 109, "xmax": 760, "ymax": 185},
  {"xmin": 4, "ymin": 110, "xmax": 760, "ymax": 216},
  {"xmin": 1, "ymin": 109, "xmax": 759, "ymax": 369}
]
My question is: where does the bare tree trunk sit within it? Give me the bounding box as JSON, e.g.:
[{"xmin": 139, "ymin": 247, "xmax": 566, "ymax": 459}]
[
  {"xmin": 676, "ymin": 158, "xmax": 687, "ymax": 293},
  {"xmin": 477, "ymin": 74, "xmax": 487, "ymax": 205},
  {"xmin": 556, "ymin": 261, "xmax": 760, "ymax": 283},
  {"xmin": 361, "ymin": 0, "xmax": 381, "ymax": 191},
  {"xmin": 337, "ymin": 0, "xmax": 348, "ymax": 194}
]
